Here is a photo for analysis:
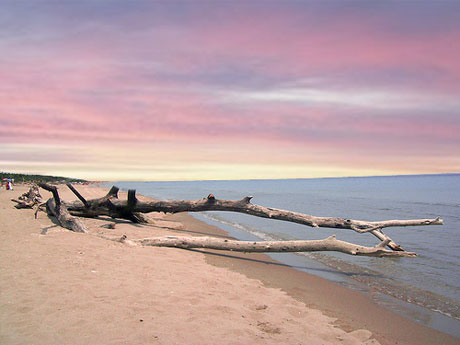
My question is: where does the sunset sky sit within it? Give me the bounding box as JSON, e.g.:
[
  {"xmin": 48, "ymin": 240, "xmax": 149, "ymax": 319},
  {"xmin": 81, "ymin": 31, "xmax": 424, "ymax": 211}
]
[{"xmin": 1, "ymin": 1, "xmax": 459, "ymax": 180}]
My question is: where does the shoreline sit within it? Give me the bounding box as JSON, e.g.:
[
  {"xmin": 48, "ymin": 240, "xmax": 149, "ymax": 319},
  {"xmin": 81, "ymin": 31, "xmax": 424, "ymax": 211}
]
[
  {"xmin": 168, "ymin": 213, "xmax": 459, "ymax": 345},
  {"xmin": 1, "ymin": 184, "xmax": 459, "ymax": 344},
  {"xmin": 107, "ymin": 177, "xmax": 460, "ymax": 336},
  {"xmin": 192, "ymin": 212, "xmax": 460, "ymax": 338}
]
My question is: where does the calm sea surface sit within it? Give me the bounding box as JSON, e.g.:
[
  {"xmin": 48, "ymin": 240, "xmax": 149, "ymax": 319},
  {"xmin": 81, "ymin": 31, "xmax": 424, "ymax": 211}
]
[{"xmin": 105, "ymin": 174, "xmax": 460, "ymax": 336}]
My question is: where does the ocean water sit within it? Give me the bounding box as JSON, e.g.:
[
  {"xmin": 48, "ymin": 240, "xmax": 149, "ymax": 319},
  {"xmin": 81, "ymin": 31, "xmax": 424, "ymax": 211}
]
[{"xmin": 106, "ymin": 174, "xmax": 460, "ymax": 336}]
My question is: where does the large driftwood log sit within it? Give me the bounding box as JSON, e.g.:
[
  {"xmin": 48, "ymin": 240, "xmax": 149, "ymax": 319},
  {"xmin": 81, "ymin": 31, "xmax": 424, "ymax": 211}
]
[
  {"xmin": 64, "ymin": 187, "xmax": 443, "ymax": 251},
  {"xmin": 65, "ymin": 185, "xmax": 150, "ymax": 223},
  {"xmin": 139, "ymin": 235, "xmax": 416, "ymax": 257},
  {"xmin": 33, "ymin": 183, "xmax": 443, "ymax": 256},
  {"xmin": 38, "ymin": 183, "xmax": 87, "ymax": 233}
]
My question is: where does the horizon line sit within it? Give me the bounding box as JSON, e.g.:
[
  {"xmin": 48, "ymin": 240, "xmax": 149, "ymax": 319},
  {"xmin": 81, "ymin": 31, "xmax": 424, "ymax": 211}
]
[{"xmin": 96, "ymin": 172, "xmax": 460, "ymax": 183}]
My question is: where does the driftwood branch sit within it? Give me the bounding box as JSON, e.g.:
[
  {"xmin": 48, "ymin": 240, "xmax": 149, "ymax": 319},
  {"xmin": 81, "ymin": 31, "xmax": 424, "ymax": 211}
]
[
  {"xmin": 139, "ymin": 235, "xmax": 415, "ymax": 257},
  {"xmin": 99, "ymin": 234, "xmax": 415, "ymax": 257},
  {"xmin": 38, "ymin": 183, "xmax": 87, "ymax": 233},
  {"xmin": 65, "ymin": 188, "xmax": 443, "ymax": 251},
  {"xmin": 66, "ymin": 183, "xmax": 89, "ymax": 208}
]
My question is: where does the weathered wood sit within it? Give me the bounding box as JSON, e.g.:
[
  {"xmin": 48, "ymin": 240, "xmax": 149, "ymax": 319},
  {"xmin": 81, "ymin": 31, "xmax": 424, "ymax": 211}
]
[
  {"xmin": 11, "ymin": 185, "xmax": 43, "ymax": 209},
  {"xmin": 139, "ymin": 235, "xmax": 416, "ymax": 257},
  {"xmin": 65, "ymin": 185, "xmax": 145, "ymax": 222},
  {"xmin": 38, "ymin": 183, "xmax": 87, "ymax": 233},
  {"xmin": 65, "ymin": 187, "xmax": 443, "ymax": 251},
  {"xmin": 33, "ymin": 184, "xmax": 443, "ymax": 256},
  {"xmin": 66, "ymin": 183, "xmax": 89, "ymax": 208}
]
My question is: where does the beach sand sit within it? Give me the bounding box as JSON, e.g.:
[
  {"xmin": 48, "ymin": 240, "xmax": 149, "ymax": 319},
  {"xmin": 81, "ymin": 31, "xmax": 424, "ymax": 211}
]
[{"xmin": 1, "ymin": 184, "xmax": 458, "ymax": 345}]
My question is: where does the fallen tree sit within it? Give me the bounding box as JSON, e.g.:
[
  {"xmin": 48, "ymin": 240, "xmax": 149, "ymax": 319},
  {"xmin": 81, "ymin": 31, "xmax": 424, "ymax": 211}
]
[
  {"xmin": 28, "ymin": 183, "xmax": 443, "ymax": 257},
  {"xmin": 63, "ymin": 185, "xmax": 442, "ymax": 251}
]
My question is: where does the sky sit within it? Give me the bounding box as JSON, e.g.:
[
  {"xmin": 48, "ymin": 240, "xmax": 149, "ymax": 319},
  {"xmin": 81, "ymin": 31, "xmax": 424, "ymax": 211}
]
[{"xmin": 1, "ymin": 0, "xmax": 459, "ymax": 181}]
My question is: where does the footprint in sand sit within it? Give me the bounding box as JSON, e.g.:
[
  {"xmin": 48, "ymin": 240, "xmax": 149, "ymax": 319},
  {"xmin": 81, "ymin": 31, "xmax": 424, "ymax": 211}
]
[{"xmin": 257, "ymin": 321, "xmax": 281, "ymax": 334}]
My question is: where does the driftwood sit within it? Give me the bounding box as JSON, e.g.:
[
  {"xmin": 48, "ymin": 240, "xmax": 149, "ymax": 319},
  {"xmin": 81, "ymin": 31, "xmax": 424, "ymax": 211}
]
[
  {"xmin": 11, "ymin": 185, "xmax": 43, "ymax": 209},
  {"xmin": 38, "ymin": 183, "xmax": 87, "ymax": 233},
  {"xmin": 139, "ymin": 236, "xmax": 416, "ymax": 257},
  {"xmin": 32, "ymin": 183, "xmax": 443, "ymax": 257},
  {"xmin": 98, "ymin": 234, "xmax": 415, "ymax": 258},
  {"xmin": 65, "ymin": 185, "xmax": 151, "ymax": 224},
  {"xmin": 64, "ymin": 187, "xmax": 443, "ymax": 252}
]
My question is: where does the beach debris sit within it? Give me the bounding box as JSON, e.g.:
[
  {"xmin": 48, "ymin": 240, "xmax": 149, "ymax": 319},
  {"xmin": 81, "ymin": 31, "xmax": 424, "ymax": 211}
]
[
  {"xmin": 64, "ymin": 184, "xmax": 442, "ymax": 251},
  {"xmin": 11, "ymin": 184, "xmax": 43, "ymax": 209},
  {"xmin": 139, "ymin": 235, "xmax": 416, "ymax": 257},
  {"xmin": 28, "ymin": 183, "xmax": 444, "ymax": 257},
  {"xmin": 37, "ymin": 183, "xmax": 87, "ymax": 233}
]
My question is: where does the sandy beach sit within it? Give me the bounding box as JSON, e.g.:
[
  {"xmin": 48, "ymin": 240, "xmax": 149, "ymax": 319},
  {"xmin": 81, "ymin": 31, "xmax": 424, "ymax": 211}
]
[{"xmin": 1, "ymin": 184, "xmax": 458, "ymax": 345}]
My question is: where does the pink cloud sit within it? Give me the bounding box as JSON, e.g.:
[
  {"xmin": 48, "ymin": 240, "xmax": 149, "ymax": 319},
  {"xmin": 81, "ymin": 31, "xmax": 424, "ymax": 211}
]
[{"xmin": 2, "ymin": 2, "xmax": 459, "ymax": 178}]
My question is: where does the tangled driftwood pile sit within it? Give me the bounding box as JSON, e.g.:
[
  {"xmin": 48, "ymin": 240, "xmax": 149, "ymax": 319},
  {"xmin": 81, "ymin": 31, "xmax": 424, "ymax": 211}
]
[{"xmin": 11, "ymin": 185, "xmax": 43, "ymax": 209}]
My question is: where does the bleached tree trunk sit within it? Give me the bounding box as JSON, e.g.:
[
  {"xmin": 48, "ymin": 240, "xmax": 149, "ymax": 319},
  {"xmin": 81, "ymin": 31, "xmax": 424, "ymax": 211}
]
[
  {"xmin": 29, "ymin": 183, "xmax": 443, "ymax": 256},
  {"xmin": 138, "ymin": 235, "xmax": 416, "ymax": 257},
  {"xmin": 64, "ymin": 187, "xmax": 442, "ymax": 251}
]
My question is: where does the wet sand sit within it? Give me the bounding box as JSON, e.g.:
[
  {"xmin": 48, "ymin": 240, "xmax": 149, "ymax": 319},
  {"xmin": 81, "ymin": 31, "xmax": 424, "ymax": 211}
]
[
  {"xmin": 1, "ymin": 184, "xmax": 458, "ymax": 344},
  {"xmin": 172, "ymin": 213, "xmax": 460, "ymax": 345}
]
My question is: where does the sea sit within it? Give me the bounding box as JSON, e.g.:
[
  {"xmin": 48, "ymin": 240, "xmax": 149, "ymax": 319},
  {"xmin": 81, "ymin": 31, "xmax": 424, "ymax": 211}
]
[{"xmin": 103, "ymin": 174, "xmax": 460, "ymax": 337}]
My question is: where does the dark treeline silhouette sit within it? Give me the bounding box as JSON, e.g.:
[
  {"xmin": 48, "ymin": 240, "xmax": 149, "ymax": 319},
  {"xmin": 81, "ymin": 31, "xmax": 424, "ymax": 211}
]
[{"xmin": 0, "ymin": 172, "xmax": 87, "ymax": 184}]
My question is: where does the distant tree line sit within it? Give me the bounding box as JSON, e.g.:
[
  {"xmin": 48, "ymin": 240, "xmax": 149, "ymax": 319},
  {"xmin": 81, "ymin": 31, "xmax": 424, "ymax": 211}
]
[{"xmin": 0, "ymin": 172, "xmax": 87, "ymax": 184}]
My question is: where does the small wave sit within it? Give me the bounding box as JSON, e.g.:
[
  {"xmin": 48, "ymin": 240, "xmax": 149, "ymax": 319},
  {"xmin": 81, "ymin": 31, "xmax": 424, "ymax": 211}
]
[
  {"xmin": 201, "ymin": 214, "xmax": 273, "ymax": 241},
  {"xmin": 297, "ymin": 252, "xmax": 460, "ymax": 321}
]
